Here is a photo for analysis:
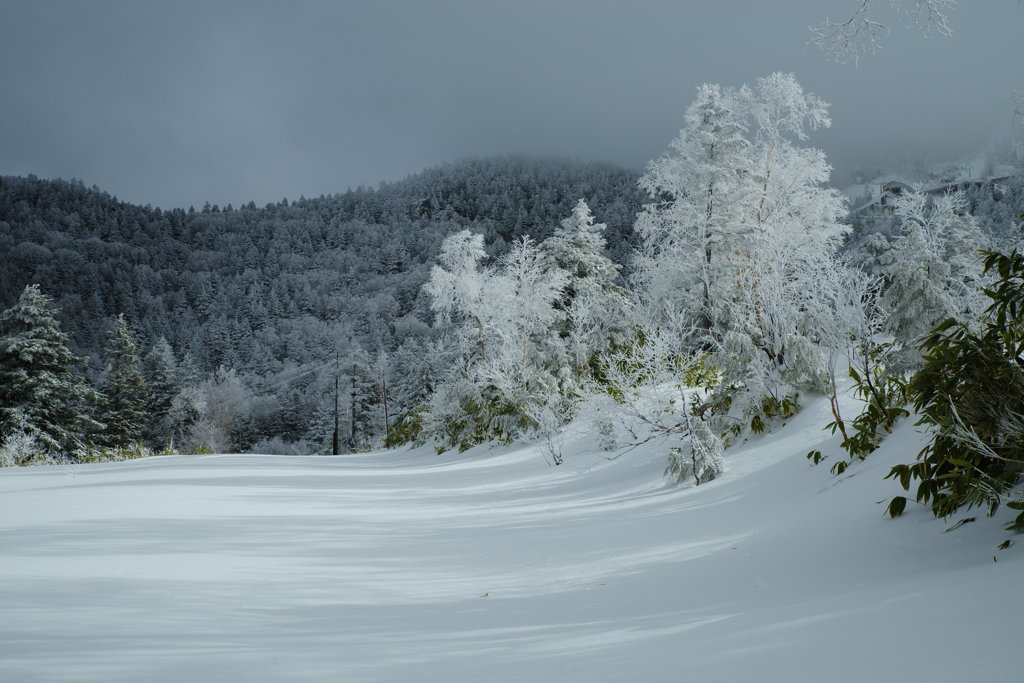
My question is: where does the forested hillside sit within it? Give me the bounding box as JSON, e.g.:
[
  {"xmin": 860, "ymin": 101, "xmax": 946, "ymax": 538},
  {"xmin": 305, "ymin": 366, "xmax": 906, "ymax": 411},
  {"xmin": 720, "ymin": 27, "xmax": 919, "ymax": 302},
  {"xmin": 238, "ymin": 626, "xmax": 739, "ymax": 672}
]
[{"xmin": 0, "ymin": 157, "xmax": 646, "ymax": 453}]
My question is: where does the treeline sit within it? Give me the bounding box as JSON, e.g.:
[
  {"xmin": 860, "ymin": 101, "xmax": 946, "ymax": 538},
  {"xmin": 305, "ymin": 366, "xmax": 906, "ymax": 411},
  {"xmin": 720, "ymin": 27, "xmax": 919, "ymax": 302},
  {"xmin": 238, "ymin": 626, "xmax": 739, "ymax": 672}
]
[{"xmin": 0, "ymin": 157, "xmax": 646, "ymax": 454}]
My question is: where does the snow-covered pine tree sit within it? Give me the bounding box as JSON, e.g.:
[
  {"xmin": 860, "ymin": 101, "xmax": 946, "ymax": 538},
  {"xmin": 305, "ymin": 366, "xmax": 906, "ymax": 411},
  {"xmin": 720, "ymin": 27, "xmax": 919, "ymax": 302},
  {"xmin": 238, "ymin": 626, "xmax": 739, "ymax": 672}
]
[
  {"xmin": 880, "ymin": 190, "xmax": 986, "ymax": 371},
  {"xmin": 542, "ymin": 199, "xmax": 630, "ymax": 377},
  {"xmin": 141, "ymin": 336, "xmax": 182, "ymax": 447},
  {"xmin": 166, "ymin": 384, "xmax": 205, "ymax": 451},
  {"xmin": 349, "ymin": 343, "xmax": 385, "ymax": 450},
  {"xmin": 386, "ymin": 337, "xmax": 441, "ymax": 420},
  {"xmin": 0, "ymin": 284, "xmax": 100, "ymax": 457},
  {"xmin": 99, "ymin": 314, "xmax": 151, "ymax": 448},
  {"xmin": 422, "ymin": 230, "xmax": 491, "ymax": 362}
]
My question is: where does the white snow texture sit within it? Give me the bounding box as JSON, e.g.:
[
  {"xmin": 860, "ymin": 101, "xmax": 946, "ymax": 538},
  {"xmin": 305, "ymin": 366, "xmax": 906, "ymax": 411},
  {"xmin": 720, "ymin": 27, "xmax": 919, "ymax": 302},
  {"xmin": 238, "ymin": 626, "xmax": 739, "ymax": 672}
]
[{"xmin": 0, "ymin": 392, "xmax": 1019, "ymax": 682}]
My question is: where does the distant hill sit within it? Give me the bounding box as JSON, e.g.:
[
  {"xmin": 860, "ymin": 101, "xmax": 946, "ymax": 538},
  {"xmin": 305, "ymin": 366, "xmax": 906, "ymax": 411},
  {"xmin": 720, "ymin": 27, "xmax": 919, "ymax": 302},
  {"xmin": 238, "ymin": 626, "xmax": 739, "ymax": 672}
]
[{"xmin": 0, "ymin": 157, "xmax": 646, "ymax": 449}]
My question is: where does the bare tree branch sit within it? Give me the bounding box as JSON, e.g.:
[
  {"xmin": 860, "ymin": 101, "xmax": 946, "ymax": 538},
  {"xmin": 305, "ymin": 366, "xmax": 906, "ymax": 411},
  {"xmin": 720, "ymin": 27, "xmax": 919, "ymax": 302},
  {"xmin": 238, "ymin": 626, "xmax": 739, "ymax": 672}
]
[{"xmin": 809, "ymin": 0, "xmax": 956, "ymax": 64}]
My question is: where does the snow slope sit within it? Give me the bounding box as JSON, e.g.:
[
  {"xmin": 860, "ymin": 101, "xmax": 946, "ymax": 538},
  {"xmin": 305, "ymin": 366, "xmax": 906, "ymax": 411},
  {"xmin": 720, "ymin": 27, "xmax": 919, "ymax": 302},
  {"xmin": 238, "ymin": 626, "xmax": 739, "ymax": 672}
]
[{"xmin": 1, "ymin": 395, "xmax": 1020, "ymax": 682}]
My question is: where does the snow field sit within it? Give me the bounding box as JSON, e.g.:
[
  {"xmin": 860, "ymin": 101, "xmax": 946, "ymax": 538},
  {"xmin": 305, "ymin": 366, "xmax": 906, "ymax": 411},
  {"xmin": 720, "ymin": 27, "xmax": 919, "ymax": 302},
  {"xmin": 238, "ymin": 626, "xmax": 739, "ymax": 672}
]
[{"xmin": 0, "ymin": 393, "xmax": 1020, "ymax": 682}]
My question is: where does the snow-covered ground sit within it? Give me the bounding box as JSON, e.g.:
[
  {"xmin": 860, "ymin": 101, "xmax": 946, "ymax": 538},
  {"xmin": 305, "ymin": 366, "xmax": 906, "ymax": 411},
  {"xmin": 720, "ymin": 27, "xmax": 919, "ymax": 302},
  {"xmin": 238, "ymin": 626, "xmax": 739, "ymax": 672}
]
[{"xmin": 1, "ymin": 395, "xmax": 1020, "ymax": 682}]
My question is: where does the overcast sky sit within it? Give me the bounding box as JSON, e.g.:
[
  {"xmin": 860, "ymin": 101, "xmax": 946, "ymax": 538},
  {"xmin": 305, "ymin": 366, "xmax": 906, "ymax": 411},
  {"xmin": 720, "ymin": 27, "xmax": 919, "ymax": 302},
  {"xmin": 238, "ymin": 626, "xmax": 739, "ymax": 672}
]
[{"xmin": 1, "ymin": 1, "xmax": 1021, "ymax": 209}]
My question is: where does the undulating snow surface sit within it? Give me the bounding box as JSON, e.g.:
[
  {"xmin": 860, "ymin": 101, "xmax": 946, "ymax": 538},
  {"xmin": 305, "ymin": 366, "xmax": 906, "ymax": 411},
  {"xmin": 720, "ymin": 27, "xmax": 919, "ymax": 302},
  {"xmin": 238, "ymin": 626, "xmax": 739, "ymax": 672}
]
[{"xmin": 1, "ymin": 395, "xmax": 1020, "ymax": 682}]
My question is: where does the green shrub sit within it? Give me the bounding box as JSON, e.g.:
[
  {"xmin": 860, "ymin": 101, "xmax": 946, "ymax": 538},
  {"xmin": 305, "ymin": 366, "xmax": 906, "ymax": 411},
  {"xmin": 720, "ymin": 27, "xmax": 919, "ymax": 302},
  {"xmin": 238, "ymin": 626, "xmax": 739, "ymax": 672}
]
[
  {"xmin": 78, "ymin": 440, "xmax": 157, "ymax": 463},
  {"xmin": 887, "ymin": 250, "xmax": 1024, "ymax": 529},
  {"xmin": 838, "ymin": 343, "xmax": 909, "ymax": 460},
  {"xmin": 385, "ymin": 409, "xmax": 426, "ymax": 448},
  {"xmin": 750, "ymin": 394, "xmax": 800, "ymax": 434}
]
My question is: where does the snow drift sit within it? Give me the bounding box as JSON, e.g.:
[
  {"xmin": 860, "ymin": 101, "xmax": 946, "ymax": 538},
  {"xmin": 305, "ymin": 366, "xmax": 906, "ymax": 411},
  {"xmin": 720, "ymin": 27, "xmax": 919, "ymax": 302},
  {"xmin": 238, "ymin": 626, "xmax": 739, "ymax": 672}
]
[{"xmin": 0, "ymin": 393, "xmax": 1019, "ymax": 682}]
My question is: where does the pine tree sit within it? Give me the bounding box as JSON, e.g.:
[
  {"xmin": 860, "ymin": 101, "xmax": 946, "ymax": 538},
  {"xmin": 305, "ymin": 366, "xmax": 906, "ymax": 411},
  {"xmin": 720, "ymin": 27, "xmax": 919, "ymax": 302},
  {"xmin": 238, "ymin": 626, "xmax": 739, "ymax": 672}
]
[
  {"xmin": 99, "ymin": 314, "xmax": 151, "ymax": 448},
  {"xmin": 141, "ymin": 336, "xmax": 181, "ymax": 447},
  {"xmin": 542, "ymin": 199, "xmax": 629, "ymax": 374},
  {"xmin": 349, "ymin": 344, "xmax": 385, "ymax": 449},
  {"xmin": 880, "ymin": 191, "xmax": 986, "ymax": 372},
  {"xmin": 0, "ymin": 284, "xmax": 100, "ymax": 456}
]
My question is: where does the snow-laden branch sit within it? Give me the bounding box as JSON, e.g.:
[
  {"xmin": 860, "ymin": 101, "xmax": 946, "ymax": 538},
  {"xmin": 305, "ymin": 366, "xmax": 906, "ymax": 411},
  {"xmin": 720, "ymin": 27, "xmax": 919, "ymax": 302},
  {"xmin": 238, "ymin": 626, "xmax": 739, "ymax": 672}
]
[{"xmin": 809, "ymin": 0, "xmax": 955, "ymax": 64}]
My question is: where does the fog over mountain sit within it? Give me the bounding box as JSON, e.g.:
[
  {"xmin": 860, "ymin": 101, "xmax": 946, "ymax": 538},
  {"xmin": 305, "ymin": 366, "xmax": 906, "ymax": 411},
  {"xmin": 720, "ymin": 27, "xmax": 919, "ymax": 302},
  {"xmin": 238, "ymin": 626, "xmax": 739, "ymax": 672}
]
[{"xmin": 1, "ymin": 1, "xmax": 1021, "ymax": 209}]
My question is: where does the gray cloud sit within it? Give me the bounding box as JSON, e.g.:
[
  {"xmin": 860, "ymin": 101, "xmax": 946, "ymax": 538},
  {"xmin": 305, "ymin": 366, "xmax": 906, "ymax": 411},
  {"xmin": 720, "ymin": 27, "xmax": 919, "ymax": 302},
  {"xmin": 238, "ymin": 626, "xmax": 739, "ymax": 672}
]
[{"xmin": 1, "ymin": 0, "xmax": 1021, "ymax": 209}]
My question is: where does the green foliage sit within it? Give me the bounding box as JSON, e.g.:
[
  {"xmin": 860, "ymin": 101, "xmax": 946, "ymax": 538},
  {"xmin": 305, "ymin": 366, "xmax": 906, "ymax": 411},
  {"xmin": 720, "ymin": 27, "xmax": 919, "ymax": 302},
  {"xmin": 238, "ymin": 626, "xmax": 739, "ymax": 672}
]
[
  {"xmin": 886, "ymin": 250, "xmax": 1024, "ymax": 528},
  {"xmin": 141, "ymin": 337, "xmax": 183, "ymax": 447},
  {"xmin": 749, "ymin": 395, "xmax": 800, "ymax": 434},
  {"xmin": 423, "ymin": 378, "xmax": 540, "ymax": 455},
  {"xmin": 677, "ymin": 353, "xmax": 719, "ymax": 391},
  {"xmin": 441, "ymin": 392, "xmax": 530, "ymax": 454},
  {"xmin": 812, "ymin": 340, "xmax": 910, "ymax": 476},
  {"xmin": 78, "ymin": 441, "xmax": 156, "ymax": 464},
  {"xmin": 0, "ymin": 284, "xmax": 101, "ymax": 456},
  {"xmin": 99, "ymin": 315, "xmax": 151, "ymax": 448},
  {"xmin": 384, "ymin": 408, "xmax": 426, "ymax": 448},
  {"xmin": 836, "ymin": 343, "xmax": 909, "ymax": 461},
  {"xmin": 886, "ymin": 495, "xmax": 908, "ymax": 518}
]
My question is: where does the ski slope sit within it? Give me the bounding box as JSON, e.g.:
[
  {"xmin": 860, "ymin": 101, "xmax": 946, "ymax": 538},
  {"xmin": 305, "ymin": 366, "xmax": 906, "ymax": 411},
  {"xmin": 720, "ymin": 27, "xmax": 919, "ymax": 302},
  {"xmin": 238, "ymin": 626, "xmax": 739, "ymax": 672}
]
[{"xmin": 1, "ymin": 395, "xmax": 1020, "ymax": 682}]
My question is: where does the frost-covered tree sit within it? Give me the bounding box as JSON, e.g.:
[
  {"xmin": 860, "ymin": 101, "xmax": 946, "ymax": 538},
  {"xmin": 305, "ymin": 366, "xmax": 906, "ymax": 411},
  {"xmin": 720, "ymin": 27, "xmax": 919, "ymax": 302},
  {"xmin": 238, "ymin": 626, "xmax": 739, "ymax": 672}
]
[
  {"xmin": 666, "ymin": 404, "xmax": 725, "ymax": 485},
  {"xmin": 141, "ymin": 336, "xmax": 183, "ymax": 446},
  {"xmin": 99, "ymin": 314, "xmax": 151, "ymax": 448},
  {"xmin": 349, "ymin": 344, "xmax": 386, "ymax": 449},
  {"xmin": 166, "ymin": 384, "xmax": 205, "ymax": 451},
  {"xmin": 0, "ymin": 410, "xmax": 57, "ymax": 467},
  {"xmin": 543, "ymin": 199, "xmax": 630, "ymax": 372},
  {"xmin": 584, "ymin": 315, "xmax": 723, "ymax": 482},
  {"xmin": 730, "ymin": 75, "xmax": 844, "ymax": 404},
  {"xmin": 422, "ymin": 230, "xmax": 492, "ymax": 361},
  {"xmin": 634, "ymin": 73, "xmax": 848, "ymax": 430},
  {"xmin": 0, "ymin": 285, "xmax": 100, "ymax": 456},
  {"xmin": 810, "ymin": 0, "xmax": 955, "ymax": 64},
  {"xmin": 472, "ymin": 236, "xmax": 568, "ymax": 424},
  {"xmin": 633, "ymin": 83, "xmax": 752, "ymax": 339},
  {"xmin": 386, "ymin": 336, "xmax": 443, "ymax": 421},
  {"xmin": 804, "ymin": 255, "xmax": 890, "ymax": 447},
  {"xmin": 422, "ymin": 232, "xmax": 568, "ymax": 451},
  {"xmin": 186, "ymin": 366, "xmax": 250, "ymax": 453},
  {"xmin": 879, "ymin": 191, "xmax": 986, "ymax": 371}
]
